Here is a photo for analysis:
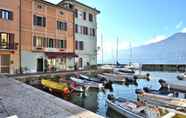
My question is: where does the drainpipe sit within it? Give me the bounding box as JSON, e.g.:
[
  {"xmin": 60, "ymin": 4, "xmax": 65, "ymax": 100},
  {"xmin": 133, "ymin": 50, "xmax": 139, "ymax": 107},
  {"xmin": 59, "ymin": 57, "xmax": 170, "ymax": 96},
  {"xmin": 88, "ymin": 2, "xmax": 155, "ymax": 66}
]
[{"xmin": 19, "ymin": 0, "xmax": 22, "ymax": 73}]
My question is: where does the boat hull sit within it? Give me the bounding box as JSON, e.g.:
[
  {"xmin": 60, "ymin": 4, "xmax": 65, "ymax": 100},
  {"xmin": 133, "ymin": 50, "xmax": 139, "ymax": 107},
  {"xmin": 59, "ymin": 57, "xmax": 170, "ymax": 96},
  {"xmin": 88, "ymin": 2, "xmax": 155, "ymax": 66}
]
[{"xmin": 107, "ymin": 100, "xmax": 144, "ymax": 118}]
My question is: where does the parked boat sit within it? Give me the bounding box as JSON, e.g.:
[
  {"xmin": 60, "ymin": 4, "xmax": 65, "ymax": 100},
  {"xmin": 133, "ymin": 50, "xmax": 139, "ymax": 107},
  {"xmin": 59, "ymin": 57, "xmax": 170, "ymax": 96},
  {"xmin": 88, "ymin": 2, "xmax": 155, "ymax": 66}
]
[
  {"xmin": 97, "ymin": 74, "xmax": 125, "ymax": 83},
  {"xmin": 79, "ymin": 74, "xmax": 104, "ymax": 83},
  {"xmin": 70, "ymin": 81, "xmax": 89, "ymax": 92},
  {"xmin": 113, "ymin": 67, "xmax": 135, "ymax": 75},
  {"xmin": 70, "ymin": 77, "xmax": 103, "ymax": 89},
  {"xmin": 177, "ymin": 72, "xmax": 186, "ymax": 80},
  {"xmin": 136, "ymin": 90, "xmax": 186, "ymax": 112},
  {"xmin": 158, "ymin": 79, "xmax": 186, "ymax": 93},
  {"xmin": 41, "ymin": 79, "xmax": 70, "ymax": 94},
  {"xmin": 107, "ymin": 94, "xmax": 186, "ymax": 118}
]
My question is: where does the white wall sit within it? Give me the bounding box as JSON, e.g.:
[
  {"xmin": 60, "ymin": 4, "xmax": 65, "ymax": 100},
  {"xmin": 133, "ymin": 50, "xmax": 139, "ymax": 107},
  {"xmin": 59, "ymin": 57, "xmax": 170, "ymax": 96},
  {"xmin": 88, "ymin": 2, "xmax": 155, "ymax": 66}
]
[
  {"xmin": 75, "ymin": 6, "xmax": 98, "ymax": 67},
  {"xmin": 22, "ymin": 51, "xmax": 45, "ymax": 73}
]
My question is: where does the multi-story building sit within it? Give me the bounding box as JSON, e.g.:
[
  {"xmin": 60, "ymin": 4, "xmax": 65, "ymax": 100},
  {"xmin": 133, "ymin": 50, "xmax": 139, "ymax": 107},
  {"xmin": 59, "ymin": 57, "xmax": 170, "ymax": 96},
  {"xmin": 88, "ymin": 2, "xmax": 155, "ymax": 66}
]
[
  {"xmin": 21, "ymin": 0, "xmax": 75, "ymax": 73},
  {"xmin": 0, "ymin": 0, "xmax": 20, "ymax": 74},
  {"xmin": 58, "ymin": 0, "xmax": 100, "ymax": 69},
  {"xmin": 0, "ymin": 0, "xmax": 75, "ymax": 73},
  {"xmin": 0, "ymin": 0, "xmax": 99, "ymax": 74}
]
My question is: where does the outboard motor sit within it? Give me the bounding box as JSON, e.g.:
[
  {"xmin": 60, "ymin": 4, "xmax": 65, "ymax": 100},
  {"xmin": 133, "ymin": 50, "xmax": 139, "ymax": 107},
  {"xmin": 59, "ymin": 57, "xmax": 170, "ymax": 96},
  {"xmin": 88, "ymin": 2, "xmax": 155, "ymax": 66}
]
[
  {"xmin": 135, "ymin": 89, "xmax": 144, "ymax": 94},
  {"xmin": 133, "ymin": 75, "xmax": 138, "ymax": 80},
  {"xmin": 107, "ymin": 94, "xmax": 115, "ymax": 101},
  {"xmin": 104, "ymin": 81, "xmax": 113, "ymax": 91},
  {"xmin": 143, "ymin": 87, "xmax": 151, "ymax": 93},
  {"xmin": 146, "ymin": 73, "xmax": 150, "ymax": 81}
]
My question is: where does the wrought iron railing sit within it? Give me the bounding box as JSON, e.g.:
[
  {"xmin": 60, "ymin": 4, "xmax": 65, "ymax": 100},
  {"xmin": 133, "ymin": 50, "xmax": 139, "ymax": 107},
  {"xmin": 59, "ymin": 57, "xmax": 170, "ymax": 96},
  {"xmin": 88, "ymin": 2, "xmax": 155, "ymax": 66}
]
[{"xmin": 0, "ymin": 43, "xmax": 17, "ymax": 50}]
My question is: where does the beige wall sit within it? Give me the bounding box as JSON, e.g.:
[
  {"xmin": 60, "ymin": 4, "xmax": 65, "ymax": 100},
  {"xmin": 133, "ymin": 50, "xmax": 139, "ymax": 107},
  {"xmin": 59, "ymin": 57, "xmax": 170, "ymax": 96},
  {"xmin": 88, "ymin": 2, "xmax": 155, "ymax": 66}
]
[{"xmin": 21, "ymin": 0, "xmax": 75, "ymax": 53}]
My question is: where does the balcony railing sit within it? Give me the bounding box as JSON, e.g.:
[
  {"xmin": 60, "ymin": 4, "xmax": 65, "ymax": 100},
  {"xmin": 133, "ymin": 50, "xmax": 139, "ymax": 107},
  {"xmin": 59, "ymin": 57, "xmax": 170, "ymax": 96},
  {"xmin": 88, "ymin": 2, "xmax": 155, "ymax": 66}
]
[{"xmin": 0, "ymin": 43, "xmax": 17, "ymax": 50}]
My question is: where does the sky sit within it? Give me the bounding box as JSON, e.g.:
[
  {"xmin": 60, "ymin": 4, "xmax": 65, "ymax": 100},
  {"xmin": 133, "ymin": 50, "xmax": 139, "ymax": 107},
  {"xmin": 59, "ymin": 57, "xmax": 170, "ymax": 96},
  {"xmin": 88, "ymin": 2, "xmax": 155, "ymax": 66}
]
[{"xmin": 47, "ymin": 0, "xmax": 186, "ymax": 62}]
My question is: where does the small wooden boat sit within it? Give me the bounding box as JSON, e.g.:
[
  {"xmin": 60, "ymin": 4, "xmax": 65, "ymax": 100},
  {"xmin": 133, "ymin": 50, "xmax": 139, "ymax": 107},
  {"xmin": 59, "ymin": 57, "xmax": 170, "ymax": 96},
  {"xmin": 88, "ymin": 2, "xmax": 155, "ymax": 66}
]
[
  {"xmin": 70, "ymin": 77, "xmax": 103, "ymax": 89},
  {"xmin": 107, "ymin": 95, "xmax": 186, "ymax": 118},
  {"xmin": 41, "ymin": 79, "xmax": 70, "ymax": 94},
  {"xmin": 136, "ymin": 91, "xmax": 186, "ymax": 112}
]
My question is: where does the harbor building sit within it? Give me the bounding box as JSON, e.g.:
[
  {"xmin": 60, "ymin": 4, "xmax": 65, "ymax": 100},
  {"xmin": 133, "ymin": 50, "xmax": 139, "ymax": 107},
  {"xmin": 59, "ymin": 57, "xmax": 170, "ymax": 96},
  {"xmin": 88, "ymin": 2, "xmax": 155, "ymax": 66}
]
[
  {"xmin": 58, "ymin": 0, "xmax": 100, "ymax": 69},
  {"xmin": 0, "ymin": 0, "xmax": 75, "ymax": 73}
]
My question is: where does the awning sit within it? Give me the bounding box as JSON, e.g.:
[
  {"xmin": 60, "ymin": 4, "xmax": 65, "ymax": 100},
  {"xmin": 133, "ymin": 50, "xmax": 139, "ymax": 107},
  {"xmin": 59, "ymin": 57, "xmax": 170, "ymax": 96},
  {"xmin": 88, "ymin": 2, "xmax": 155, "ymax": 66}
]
[{"xmin": 45, "ymin": 52, "xmax": 78, "ymax": 58}]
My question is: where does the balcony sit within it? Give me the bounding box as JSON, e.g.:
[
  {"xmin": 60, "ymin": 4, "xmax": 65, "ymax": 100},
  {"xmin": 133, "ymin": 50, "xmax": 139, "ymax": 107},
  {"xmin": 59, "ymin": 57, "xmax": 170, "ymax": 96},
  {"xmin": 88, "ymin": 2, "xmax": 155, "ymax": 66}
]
[{"xmin": 0, "ymin": 43, "xmax": 18, "ymax": 50}]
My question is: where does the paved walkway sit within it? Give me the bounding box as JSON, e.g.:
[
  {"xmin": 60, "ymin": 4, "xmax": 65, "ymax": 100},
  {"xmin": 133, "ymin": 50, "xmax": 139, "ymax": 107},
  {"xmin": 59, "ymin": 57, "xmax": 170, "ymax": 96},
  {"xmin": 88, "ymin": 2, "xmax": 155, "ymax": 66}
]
[{"xmin": 0, "ymin": 76, "xmax": 103, "ymax": 118}]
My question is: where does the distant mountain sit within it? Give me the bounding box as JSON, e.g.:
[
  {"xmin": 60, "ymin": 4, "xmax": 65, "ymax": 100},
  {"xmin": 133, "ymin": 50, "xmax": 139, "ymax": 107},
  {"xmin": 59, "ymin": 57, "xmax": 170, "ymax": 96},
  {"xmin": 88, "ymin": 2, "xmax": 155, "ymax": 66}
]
[{"xmin": 118, "ymin": 33, "xmax": 186, "ymax": 64}]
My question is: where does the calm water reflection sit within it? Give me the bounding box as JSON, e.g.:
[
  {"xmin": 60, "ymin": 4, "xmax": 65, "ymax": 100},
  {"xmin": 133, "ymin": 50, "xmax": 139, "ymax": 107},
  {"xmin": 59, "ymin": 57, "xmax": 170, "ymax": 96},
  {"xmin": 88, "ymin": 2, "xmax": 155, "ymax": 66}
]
[{"xmin": 62, "ymin": 71, "xmax": 183, "ymax": 118}]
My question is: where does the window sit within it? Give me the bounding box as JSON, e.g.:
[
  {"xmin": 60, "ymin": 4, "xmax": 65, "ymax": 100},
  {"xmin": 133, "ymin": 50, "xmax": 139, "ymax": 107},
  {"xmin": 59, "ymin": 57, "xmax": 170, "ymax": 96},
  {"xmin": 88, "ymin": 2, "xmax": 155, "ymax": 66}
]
[
  {"xmin": 89, "ymin": 13, "xmax": 93, "ymax": 22},
  {"xmin": 57, "ymin": 21, "xmax": 67, "ymax": 31},
  {"xmin": 33, "ymin": 36, "xmax": 43, "ymax": 48},
  {"xmin": 75, "ymin": 24, "xmax": 78, "ymax": 33},
  {"xmin": 59, "ymin": 40, "xmax": 66, "ymax": 48},
  {"xmin": 83, "ymin": 27, "xmax": 88, "ymax": 35},
  {"xmin": 75, "ymin": 9, "xmax": 78, "ymax": 18},
  {"xmin": 79, "ymin": 41, "xmax": 84, "ymax": 50},
  {"xmin": 75, "ymin": 41, "xmax": 78, "ymax": 49},
  {"xmin": 76, "ymin": 41, "xmax": 84, "ymax": 50},
  {"xmin": 48, "ymin": 39, "xmax": 53, "ymax": 48},
  {"xmin": 0, "ymin": 33, "xmax": 9, "ymax": 49},
  {"xmin": 90, "ymin": 28, "xmax": 96, "ymax": 36},
  {"xmin": 83, "ymin": 12, "xmax": 86, "ymax": 20},
  {"xmin": 0, "ymin": 33, "xmax": 14, "ymax": 49},
  {"xmin": 0, "ymin": 9, "xmax": 13, "ymax": 20},
  {"xmin": 60, "ymin": 11, "xmax": 64, "ymax": 15},
  {"xmin": 92, "ymin": 28, "xmax": 95, "ymax": 36},
  {"xmin": 33, "ymin": 15, "xmax": 46, "ymax": 27}
]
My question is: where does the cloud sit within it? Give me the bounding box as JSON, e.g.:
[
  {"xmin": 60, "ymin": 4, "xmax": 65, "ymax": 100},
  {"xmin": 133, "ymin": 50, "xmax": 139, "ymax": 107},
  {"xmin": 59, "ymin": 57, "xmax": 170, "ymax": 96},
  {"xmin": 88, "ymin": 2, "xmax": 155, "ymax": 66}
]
[
  {"xmin": 144, "ymin": 35, "xmax": 167, "ymax": 45},
  {"xmin": 176, "ymin": 21, "xmax": 183, "ymax": 29},
  {"xmin": 181, "ymin": 27, "xmax": 186, "ymax": 33}
]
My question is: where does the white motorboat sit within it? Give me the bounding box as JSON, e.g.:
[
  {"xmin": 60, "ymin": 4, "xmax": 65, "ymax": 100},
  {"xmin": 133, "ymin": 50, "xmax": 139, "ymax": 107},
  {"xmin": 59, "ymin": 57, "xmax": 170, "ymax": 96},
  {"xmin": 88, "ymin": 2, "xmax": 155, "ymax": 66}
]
[
  {"xmin": 107, "ymin": 94, "xmax": 186, "ymax": 118},
  {"xmin": 136, "ymin": 90, "xmax": 186, "ymax": 112},
  {"xmin": 70, "ymin": 77, "xmax": 103, "ymax": 89}
]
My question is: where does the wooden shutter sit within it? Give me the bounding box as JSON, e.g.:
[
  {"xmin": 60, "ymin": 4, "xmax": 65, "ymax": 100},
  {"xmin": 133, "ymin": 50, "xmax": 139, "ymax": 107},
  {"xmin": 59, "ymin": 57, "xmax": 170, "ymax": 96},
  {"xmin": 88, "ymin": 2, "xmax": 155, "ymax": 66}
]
[
  {"xmin": 43, "ymin": 17, "xmax": 46, "ymax": 27},
  {"xmin": 0, "ymin": 9, "xmax": 2, "ymax": 18},
  {"xmin": 64, "ymin": 40, "xmax": 67, "ymax": 48},
  {"xmin": 8, "ymin": 11, "xmax": 13, "ymax": 20},
  {"xmin": 65, "ymin": 22, "xmax": 67, "ymax": 31},
  {"xmin": 33, "ymin": 36, "xmax": 36, "ymax": 47},
  {"xmin": 9, "ymin": 33, "xmax": 14, "ymax": 49},
  {"xmin": 33, "ymin": 15, "xmax": 37, "ymax": 26}
]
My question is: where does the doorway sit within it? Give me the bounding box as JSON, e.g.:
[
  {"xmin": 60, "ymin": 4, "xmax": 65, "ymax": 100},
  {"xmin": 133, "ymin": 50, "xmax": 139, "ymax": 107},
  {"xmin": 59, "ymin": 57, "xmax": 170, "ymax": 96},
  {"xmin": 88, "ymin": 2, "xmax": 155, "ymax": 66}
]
[
  {"xmin": 0, "ymin": 55, "xmax": 10, "ymax": 73},
  {"xmin": 37, "ymin": 58, "xmax": 43, "ymax": 72},
  {"xmin": 79, "ymin": 58, "xmax": 83, "ymax": 68}
]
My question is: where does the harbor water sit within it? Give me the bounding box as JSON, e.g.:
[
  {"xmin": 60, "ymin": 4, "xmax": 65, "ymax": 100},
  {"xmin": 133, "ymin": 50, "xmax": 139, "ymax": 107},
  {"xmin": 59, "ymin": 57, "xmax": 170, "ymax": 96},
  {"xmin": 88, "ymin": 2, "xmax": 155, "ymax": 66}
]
[{"xmin": 35, "ymin": 71, "xmax": 185, "ymax": 118}]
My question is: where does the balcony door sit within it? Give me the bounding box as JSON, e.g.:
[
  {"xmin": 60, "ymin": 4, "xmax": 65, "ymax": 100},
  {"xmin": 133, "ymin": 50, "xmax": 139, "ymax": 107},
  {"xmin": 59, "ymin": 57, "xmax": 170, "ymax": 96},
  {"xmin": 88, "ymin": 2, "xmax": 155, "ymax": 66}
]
[{"xmin": 0, "ymin": 33, "xmax": 9, "ymax": 49}]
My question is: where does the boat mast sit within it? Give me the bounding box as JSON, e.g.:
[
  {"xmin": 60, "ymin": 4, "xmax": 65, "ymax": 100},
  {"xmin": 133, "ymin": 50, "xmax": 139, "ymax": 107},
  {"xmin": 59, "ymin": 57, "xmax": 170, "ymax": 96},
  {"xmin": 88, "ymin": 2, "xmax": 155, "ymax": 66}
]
[
  {"xmin": 101, "ymin": 33, "xmax": 103, "ymax": 65},
  {"xmin": 116, "ymin": 37, "xmax": 119, "ymax": 65},
  {"xmin": 129, "ymin": 41, "xmax": 132, "ymax": 65}
]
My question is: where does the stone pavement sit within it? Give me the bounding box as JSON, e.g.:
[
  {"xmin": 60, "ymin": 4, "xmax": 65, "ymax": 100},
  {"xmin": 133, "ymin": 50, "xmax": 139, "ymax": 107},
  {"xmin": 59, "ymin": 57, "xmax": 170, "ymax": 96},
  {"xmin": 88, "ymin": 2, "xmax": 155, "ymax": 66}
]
[{"xmin": 0, "ymin": 76, "xmax": 103, "ymax": 118}]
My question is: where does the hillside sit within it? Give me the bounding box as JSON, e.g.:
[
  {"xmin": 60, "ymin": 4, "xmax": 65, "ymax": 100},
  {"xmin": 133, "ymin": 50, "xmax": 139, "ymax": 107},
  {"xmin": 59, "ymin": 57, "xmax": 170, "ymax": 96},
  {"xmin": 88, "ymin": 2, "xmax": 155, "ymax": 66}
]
[{"xmin": 118, "ymin": 33, "xmax": 186, "ymax": 64}]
